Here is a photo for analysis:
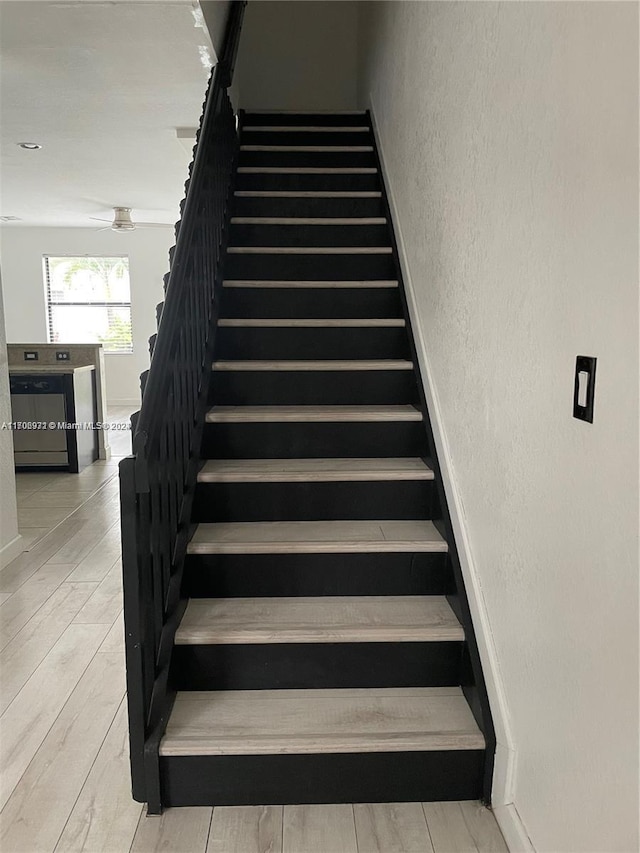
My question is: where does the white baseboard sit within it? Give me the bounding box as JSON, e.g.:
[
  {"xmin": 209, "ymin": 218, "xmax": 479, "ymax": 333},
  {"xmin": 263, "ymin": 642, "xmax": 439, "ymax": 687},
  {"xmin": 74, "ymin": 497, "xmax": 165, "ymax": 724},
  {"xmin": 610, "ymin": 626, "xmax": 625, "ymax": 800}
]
[
  {"xmin": 368, "ymin": 95, "xmax": 517, "ymax": 807},
  {"xmin": 0, "ymin": 533, "xmax": 24, "ymax": 570},
  {"xmin": 494, "ymin": 804, "xmax": 536, "ymax": 853}
]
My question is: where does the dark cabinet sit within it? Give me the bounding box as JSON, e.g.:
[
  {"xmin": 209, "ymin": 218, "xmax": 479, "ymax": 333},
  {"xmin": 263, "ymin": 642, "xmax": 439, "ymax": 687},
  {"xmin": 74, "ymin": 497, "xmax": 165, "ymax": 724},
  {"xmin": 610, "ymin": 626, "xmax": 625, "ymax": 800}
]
[{"xmin": 9, "ymin": 369, "xmax": 99, "ymax": 473}]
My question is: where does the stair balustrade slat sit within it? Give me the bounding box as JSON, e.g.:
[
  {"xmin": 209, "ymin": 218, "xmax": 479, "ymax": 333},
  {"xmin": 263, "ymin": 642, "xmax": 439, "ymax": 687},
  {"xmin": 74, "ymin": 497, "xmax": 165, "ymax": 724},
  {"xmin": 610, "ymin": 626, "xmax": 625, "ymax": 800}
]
[{"xmin": 118, "ymin": 0, "xmax": 246, "ymax": 813}]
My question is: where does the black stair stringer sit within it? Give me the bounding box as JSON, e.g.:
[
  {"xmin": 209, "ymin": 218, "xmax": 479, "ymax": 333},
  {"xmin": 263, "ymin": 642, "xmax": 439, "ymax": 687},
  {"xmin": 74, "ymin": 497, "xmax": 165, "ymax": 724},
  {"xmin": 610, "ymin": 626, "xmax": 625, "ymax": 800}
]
[{"xmin": 370, "ymin": 112, "xmax": 497, "ymax": 803}]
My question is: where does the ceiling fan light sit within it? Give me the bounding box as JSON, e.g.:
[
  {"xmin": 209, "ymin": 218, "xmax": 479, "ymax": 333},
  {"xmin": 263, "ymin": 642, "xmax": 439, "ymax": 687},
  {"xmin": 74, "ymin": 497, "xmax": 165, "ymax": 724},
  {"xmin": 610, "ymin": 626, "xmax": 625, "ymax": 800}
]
[{"xmin": 111, "ymin": 207, "xmax": 135, "ymax": 231}]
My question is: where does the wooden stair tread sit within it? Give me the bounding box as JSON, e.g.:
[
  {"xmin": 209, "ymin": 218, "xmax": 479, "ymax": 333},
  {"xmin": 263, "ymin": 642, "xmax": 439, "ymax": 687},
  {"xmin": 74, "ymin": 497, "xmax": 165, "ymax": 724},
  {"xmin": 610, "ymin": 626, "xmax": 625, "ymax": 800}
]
[
  {"xmin": 175, "ymin": 596, "xmax": 463, "ymax": 645},
  {"xmin": 205, "ymin": 405, "xmax": 422, "ymax": 423},
  {"xmin": 227, "ymin": 247, "xmax": 392, "ymax": 254},
  {"xmin": 217, "ymin": 318, "xmax": 404, "ymax": 327},
  {"xmin": 187, "ymin": 520, "xmax": 447, "ymax": 555},
  {"xmin": 245, "ymin": 110, "xmax": 368, "ymax": 114},
  {"xmin": 240, "ymin": 145, "xmax": 374, "ymax": 152},
  {"xmin": 212, "ymin": 360, "xmax": 413, "ymax": 371},
  {"xmin": 230, "ymin": 217, "xmax": 386, "ymax": 225},
  {"xmin": 237, "ymin": 167, "xmax": 378, "ymax": 174},
  {"xmin": 222, "ymin": 279, "xmax": 398, "ymax": 288},
  {"xmin": 159, "ymin": 688, "xmax": 484, "ymax": 755},
  {"xmin": 197, "ymin": 457, "xmax": 433, "ymax": 482},
  {"xmin": 243, "ymin": 126, "xmax": 371, "ymax": 132},
  {"xmin": 233, "ymin": 191, "xmax": 383, "ymax": 198}
]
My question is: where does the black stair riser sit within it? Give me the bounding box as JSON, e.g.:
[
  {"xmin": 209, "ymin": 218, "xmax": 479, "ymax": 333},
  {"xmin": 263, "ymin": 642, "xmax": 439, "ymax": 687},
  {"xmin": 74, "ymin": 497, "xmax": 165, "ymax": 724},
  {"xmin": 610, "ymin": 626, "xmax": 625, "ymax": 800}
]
[
  {"xmin": 231, "ymin": 196, "xmax": 384, "ymax": 218},
  {"xmin": 192, "ymin": 480, "xmax": 437, "ymax": 522},
  {"xmin": 242, "ymin": 113, "xmax": 371, "ymax": 127},
  {"xmin": 235, "ymin": 173, "xmax": 380, "ymax": 192},
  {"xmin": 201, "ymin": 421, "xmax": 427, "ymax": 459},
  {"xmin": 220, "ymin": 288, "xmax": 401, "ymax": 319},
  {"xmin": 170, "ymin": 642, "xmax": 464, "ymax": 690},
  {"xmin": 229, "ymin": 223, "xmax": 389, "ymax": 248},
  {"xmin": 215, "ymin": 327, "xmax": 410, "ymax": 360},
  {"xmin": 241, "ymin": 130, "xmax": 373, "ymax": 146},
  {"xmin": 160, "ymin": 751, "xmax": 484, "ymax": 807},
  {"xmin": 183, "ymin": 553, "xmax": 453, "ymax": 598},
  {"xmin": 224, "ymin": 252, "xmax": 395, "ymax": 280},
  {"xmin": 209, "ymin": 370, "xmax": 419, "ymax": 406},
  {"xmin": 239, "ymin": 151, "xmax": 376, "ymax": 168}
]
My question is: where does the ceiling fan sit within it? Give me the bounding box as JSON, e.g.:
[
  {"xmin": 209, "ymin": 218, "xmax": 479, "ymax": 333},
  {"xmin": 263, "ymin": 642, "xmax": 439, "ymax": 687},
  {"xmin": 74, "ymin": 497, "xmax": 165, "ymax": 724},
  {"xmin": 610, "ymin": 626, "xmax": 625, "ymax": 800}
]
[{"xmin": 90, "ymin": 207, "xmax": 171, "ymax": 232}]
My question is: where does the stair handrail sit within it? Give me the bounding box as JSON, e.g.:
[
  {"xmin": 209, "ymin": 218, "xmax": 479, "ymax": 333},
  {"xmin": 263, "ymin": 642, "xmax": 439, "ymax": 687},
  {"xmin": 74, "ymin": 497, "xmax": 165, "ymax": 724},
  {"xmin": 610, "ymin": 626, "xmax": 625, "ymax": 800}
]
[
  {"xmin": 119, "ymin": 0, "xmax": 246, "ymax": 810},
  {"xmin": 133, "ymin": 1, "xmax": 244, "ymax": 464}
]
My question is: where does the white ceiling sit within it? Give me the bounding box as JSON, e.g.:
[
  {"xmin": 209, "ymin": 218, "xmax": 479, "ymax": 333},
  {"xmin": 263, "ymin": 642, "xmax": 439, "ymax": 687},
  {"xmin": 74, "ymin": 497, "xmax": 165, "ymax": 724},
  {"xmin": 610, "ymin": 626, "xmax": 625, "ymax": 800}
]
[{"xmin": 0, "ymin": 0, "xmax": 214, "ymax": 227}]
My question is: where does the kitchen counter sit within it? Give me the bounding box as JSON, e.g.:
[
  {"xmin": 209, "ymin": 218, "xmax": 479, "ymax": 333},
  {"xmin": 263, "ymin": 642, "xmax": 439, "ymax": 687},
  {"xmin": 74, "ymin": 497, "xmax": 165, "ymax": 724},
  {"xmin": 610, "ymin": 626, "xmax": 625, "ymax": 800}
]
[
  {"xmin": 8, "ymin": 344, "xmax": 109, "ymax": 460},
  {"xmin": 9, "ymin": 364, "xmax": 95, "ymax": 375}
]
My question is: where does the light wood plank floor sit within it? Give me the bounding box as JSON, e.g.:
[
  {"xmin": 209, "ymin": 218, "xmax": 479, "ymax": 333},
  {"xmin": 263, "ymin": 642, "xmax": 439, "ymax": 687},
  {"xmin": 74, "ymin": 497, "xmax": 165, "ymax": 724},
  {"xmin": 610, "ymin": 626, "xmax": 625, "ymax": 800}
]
[{"xmin": 0, "ymin": 407, "xmax": 507, "ymax": 853}]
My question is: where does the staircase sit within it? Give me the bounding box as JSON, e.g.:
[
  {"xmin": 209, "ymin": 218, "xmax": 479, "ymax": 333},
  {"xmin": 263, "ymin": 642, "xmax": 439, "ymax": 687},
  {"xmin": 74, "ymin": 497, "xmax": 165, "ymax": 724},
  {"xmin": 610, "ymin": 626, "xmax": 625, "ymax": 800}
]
[{"xmin": 147, "ymin": 110, "xmax": 494, "ymax": 808}]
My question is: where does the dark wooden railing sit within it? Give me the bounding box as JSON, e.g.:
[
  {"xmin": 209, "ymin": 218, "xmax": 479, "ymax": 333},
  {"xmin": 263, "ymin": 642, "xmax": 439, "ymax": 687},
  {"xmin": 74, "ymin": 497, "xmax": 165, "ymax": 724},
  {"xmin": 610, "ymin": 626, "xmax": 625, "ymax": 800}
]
[{"xmin": 119, "ymin": 1, "xmax": 246, "ymax": 813}]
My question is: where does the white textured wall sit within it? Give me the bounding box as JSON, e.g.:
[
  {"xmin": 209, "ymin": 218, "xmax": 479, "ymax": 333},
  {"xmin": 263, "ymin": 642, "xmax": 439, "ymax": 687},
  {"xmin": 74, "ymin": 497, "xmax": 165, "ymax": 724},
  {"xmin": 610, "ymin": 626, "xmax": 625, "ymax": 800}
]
[
  {"xmin": 199, "ymin": 0, "xmax": 231, "ymax": 61},
  {"xmin": 235, "ymin": 1, "xmax": 359, "ymax": 111},
  {"xmin": 0, "ymin": 273, "xmax": 21, "ymax": 565},
  {"xmin": 0, "ymin": 226, "xmax": 175, "ymax": 406},
  {"xmin": 359, "ymin": 3, "xmax": 639, "ymax": 852}
]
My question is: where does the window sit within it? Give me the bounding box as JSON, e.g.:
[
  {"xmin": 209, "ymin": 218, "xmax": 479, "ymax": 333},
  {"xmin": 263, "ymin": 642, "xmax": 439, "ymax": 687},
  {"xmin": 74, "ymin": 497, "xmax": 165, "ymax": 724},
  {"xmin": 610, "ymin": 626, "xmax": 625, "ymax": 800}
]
[{"xmin": 44, "ymin": 256, "xmax": 133, "ymax": 353}]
